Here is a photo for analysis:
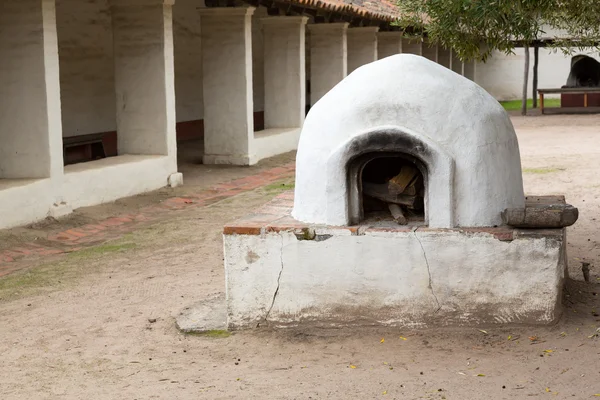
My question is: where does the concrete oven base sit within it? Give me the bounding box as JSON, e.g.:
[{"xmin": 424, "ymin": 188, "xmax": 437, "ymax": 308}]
[{"xmin": 220, "ymin": 192, "xmax": 567, "ymax": 330}]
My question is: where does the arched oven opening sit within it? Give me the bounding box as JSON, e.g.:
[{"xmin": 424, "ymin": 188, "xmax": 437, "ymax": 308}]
[
  {"xmin": 348, "ymin": 152, "xmax": 428, "ymax": 226},
  {"xmin": 565, "ymin": 55, "xmax": 600, "ymax": 88}
]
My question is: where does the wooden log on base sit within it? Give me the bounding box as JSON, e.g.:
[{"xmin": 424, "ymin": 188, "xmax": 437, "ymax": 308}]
[
  {"xmin": 388, "ymin": 203, "xmax": 407, "ymax": 225},
  {"xmin": 388, "ymin": 165, "xmax": 420, "ymax": 196},
  {"xmin": 501, "ymin": 203, "xmax": 579, "ymax": 228}
]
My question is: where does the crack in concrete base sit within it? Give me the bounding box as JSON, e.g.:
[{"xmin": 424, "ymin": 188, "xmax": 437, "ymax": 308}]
[
  {"xmin": 413, "ymin": 227, "xmax": 442, "ymax": 313},
  {"xmin": 261, "ymin": 234, "xmax": 285, "ymax": 326}
]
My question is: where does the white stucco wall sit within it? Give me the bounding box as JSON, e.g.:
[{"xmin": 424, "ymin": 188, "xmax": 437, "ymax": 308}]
[
  {"xmin": 293, "ymin": 55, "xmax": 525, "ymax": 228},
  {"xmin": 56, "ymin": 0, "xmax": 204, "ymax": 138},
  {"xmin": 402, "ymin": 38, "xmax": 422, "ymax": 56},
  {"xmin": 308, "ymin": 23, "xmax": 348, "ymax": 106},
  {"xmin": 173, "ymin": 0, "xmax": 204, "ymax": 122},
  {"xmin": 225, "ymin": 229, "xmax": 565, "ymax": 328},
  {"xmin": 377, "ymin": 32, "xmax": 402, "ymax": 60},
  {"xmin": 347, "ymin": 27, "xmax": 378, "ymax": 73},
  {"xmin": 262, "ymin": 17, "xmax": 307, "ymax": 129},
  {"xmin": 63, "ymin": 155, "xmax": 176, "ymax": 209},
  {"xmin": 476, "ymin": 47, "xmax": 600, "ymax": 101},
  {"xmin": 422, "ymin": 43, "xmax": 438, "ymax": 62},
  {"xmin": 56, "ymin": 0, "xmax": 116, "ymax": 137},
  {"xmin": 1, "ymin": 0, "xmax": 63, "ymax": 179},
  {"xmin": 438, "ymin": 48, "xmax": 451, "ymax": 68},
  {"xmin": 200, "ymin": 7, "xmax": 255, "ymax": 165},
  {"xmin": 0, "ymin": 0, "xmax": 181, "ymax": 230},
  {"xmin": 251, "ymin": 6, "xmax": 268, "ymax": 113}
]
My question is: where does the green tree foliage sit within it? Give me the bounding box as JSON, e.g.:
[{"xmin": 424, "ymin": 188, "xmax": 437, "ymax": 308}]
[
  {"xmin": 397, "ymin": 0, "xmax": 600, "ymax": 115},
  {"xmin": 550, "ymin": 0, "xmax": 600, "ymax": 51},
  {"xmin": 397, "ymin": 0, "xmax": 600, "ymax": 62}
]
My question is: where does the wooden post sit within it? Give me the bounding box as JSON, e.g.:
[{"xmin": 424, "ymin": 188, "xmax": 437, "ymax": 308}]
[
  {"xmin": 584, "ymin": 93, "xmax": 588, "ymax": 108},
  {"xmin": 521, "ymin": 44, "xmax": 530, "ymax": 116},
  {"xmin": 540, "ymin": 92, "xmax": 544, "ymax": 114},
  {"xmin": 532, "ymin": 45, "xmax": 539, "ymax": 108}
]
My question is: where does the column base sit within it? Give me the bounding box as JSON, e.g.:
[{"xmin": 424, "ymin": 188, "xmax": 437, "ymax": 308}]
[
  {"xmin": 48, "ymin": 201, "xmax": 73, "ymax": 219},
  {"xmin": 168, "ymin": 173, "xmax": 184, "ymax": 188},
  {"xmin": 203, "ymin": 154, "xmax": 257, "ymax": 166},
  {"xmin": 254, "ymin": 128, "xmax": 301, "ymax": 161}
]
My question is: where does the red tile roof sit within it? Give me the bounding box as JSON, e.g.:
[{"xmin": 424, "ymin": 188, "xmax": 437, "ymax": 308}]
[{"xmin": 283, "ymin": 0, "xmax": 400, "ymax": 22}]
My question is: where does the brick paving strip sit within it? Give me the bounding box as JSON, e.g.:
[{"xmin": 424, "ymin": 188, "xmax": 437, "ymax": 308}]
[{"xmin": 0, "ymin": 163, "xmax": 296, "ymax": 278}]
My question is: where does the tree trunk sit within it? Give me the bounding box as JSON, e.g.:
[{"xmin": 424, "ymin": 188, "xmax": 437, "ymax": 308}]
[
  {"xmin": 522, "ymin": 44, "xmax": 530, "ymax": 116},
  {"xmin": 532, "ymin": 45, "xmax": 539, "ymax": 108}
]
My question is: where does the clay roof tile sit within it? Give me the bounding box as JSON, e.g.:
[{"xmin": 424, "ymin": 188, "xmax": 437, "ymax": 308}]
[{"xmin": 281, "ymin": 0, "xmax": 400, "ymax": 22}]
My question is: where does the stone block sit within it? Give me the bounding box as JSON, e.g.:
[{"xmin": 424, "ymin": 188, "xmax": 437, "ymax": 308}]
[
  {"xmin": 224, "ymin": 226, "xmax": 566, "ymax": 329},
  {"xmin": 222, "ymin": 194, "xmax": 566, "ymax": 330},
  {"xmin": 168, "ymin": 172, "xmax": 183, "ymax": 188}
]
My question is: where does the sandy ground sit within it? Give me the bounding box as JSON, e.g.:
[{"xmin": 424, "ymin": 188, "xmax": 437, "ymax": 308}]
[{"xmin": 1, "ymin": 115, "xmax": 600, "ymax": 399}]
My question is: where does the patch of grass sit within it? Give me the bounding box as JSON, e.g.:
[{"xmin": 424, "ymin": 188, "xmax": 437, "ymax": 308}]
[
  {"xmin": 0, "ymin": 265, "xmax": 65, "ymax": 295},
  {"xmin": 67, "ymin": 242, "xmax": 137, "ymax": 260},
  {"xmin": 186, "ymin": 329, "xmax": 232, "ymax": 338},
  {"xmin": 0, "ymin": 239, "xmax": 138, "ymax": 301},
  {"xmin": 500, "ymin": 98, "xmax": 560, "ymax": 111},
  {"xmin": 522, "ymin": 167, "xmax": 562, "ymax": 174},
  {"xmin": 262, "ymin": 181, "xmax": 295, "ymax": 193}
]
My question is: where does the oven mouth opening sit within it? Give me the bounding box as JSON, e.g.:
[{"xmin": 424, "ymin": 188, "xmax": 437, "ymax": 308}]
[{"xmin": 348, "ymin": 152, "xmax": 428, "ymax": 226}]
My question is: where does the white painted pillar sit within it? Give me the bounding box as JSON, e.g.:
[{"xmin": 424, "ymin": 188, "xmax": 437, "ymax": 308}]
[
  {"xmin": 450, "ymin": 50, "xmax": 464, "ymax": 75},
  {"xmin": 251, "ymin": 7, "xmax": 267, "ymax": 123},
  {"xmin": 377, "ymin": 31, "xmax": 402, "ymax": 59},
  {"xmin": 0, "ymin": 0, "xmax": 63, "ymax": 180},
  {"xmin": 110, "ymin": 0, "xmax": 177, "ymax": 171},
  {"xmin": 199, "ymin": 7, "xmax": 255, "ymax": 165},
  {"xmin": 463, "ymin": 60, "xmax": 475, "ymax": 81},
  {"xmin": 309, "ymin": 23, "xmax": 348, "ymax": 106},
  {"xmin": 438, "ymin": 48, "xmax": 451, "ymax": 69},
  {"xmin": 422, "ymin": 42, "xmax": 438, "ymax": 63},
  {"xmin": 262, "ymin": 16, "xmax": 308, "ymax": 129},
  {"xmin": 347, "ymin": 27, "xmax": 379, "ymax": 73},
  {"xmin": 402, "ymin": 38, "xmax": 422, "ymax": 55}
]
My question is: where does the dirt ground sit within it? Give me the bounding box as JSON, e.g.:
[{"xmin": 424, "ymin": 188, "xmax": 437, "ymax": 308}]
[{"xmin": 1, "ymin": 114, "xmax": 600, "ymax": 399}]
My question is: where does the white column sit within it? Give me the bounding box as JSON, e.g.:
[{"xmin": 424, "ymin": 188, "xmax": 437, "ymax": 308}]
[
  {"xmin": 199, "ymin": 7, "xmax": 255, "ymax": 165},
  {"xmin": 402, "ymin": 38, "xmax": 422, "ymax": 55},
  {"xmin": 438, "ymin": 47, "xmax": 451, "ymax": 68},
  {"xmin": 110, "ymin": 0, "xmax": 177, "ymax": 171},
  {"xmin": 377, "ymin": 31, "xmax": 402, "ymax": 59},
  {"xmin": 422, "ymin": 42, "xmax": 438, "ymax": 63},
  {"xmin": 251, "ymin": 7, "xmax": 267, "ymax": 126},
  {"xmin": 347, "ymin": 27, "xmax": 379, "ymax": 73},
  {"xmin": 309, "ymin": 23, "xmax": 348, "ymax": 106},
  {"xmin": 463, "ymin": 61, "xmax": 475, "ymax": 80},
  {"xmin": 262, "ymin": 16, "xmax": 307, "ymax": 129},
  {"xmin": 0, "ymin": 0, "xmax": 63, "ymax": 180},
  {"xmin": 451, "ymin": 50, "xmax": 464, "ymax": 75}
]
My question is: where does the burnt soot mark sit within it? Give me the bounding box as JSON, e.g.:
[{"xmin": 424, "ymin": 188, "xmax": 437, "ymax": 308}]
[
  {"xmin": 346, "ymin": 131, "xmax": 433, "ymax": 161},
  {"xmin": 344, "ymin": 130, "xmax": 432, "ymax": 225}
]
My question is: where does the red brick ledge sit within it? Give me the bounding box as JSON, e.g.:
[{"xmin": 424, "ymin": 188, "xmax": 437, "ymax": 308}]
[{"xmin": 223, "ymin": 192, "xmax": 564, "ymax": 242}]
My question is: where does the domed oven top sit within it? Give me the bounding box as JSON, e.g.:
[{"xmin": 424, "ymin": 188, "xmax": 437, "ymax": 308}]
[{"xmin": 292, "ymin": 55, "xmax": 525, "ymax": 228}]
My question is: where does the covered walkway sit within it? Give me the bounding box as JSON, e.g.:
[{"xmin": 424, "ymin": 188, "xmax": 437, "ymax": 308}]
[{"xmin": 0, "ymin": 0, "xmax": 475, "ymax": 230}]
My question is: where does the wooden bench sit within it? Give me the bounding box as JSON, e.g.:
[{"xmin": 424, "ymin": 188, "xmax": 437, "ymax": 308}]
[
  {"xmin": 538, "ymin": 87, "xmax": 600, "ymax": 115},
  {"xmin": 63, "ymin": 133, "xmax": 107, "ymax": 165}
]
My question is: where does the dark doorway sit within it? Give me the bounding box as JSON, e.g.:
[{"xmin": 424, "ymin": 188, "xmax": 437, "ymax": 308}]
[{"xmin": 348, "ymin": 153, "xmax": 426, "ymax": 225}]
